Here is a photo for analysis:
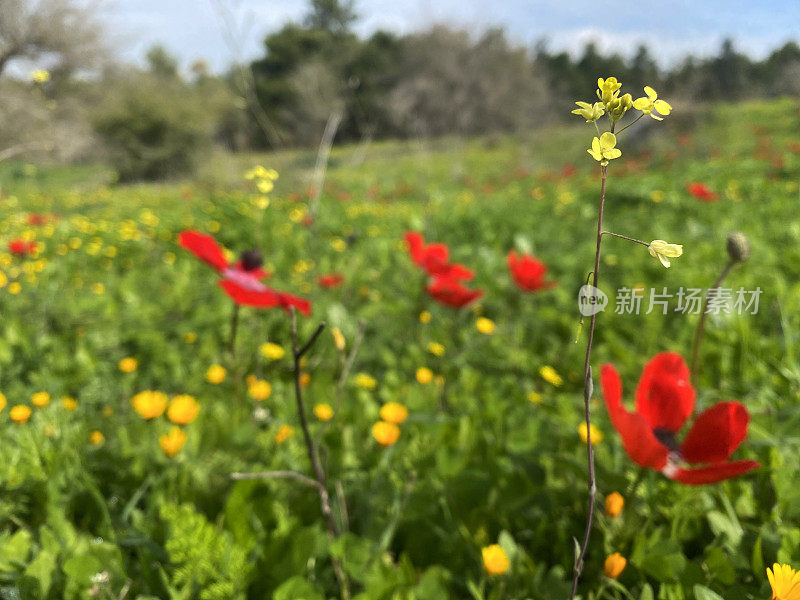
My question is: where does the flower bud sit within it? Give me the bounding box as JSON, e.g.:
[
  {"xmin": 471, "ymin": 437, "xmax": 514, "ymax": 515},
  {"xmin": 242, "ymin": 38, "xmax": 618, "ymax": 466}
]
[
  {"xmin": 239, "ymin": 249, "xmax": 263, "ymax": 271},
  {"xmin": 726, "ymin": 231, "xmax": 750, "ymax": 263}
]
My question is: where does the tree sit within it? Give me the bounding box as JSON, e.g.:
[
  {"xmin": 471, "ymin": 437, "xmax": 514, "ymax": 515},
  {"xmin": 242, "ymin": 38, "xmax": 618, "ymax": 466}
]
[
  {"xmin": 0, "ymin": 0, "xmax": 106, "ymax": 77},
  {"xmin": 146, "ymin": 45, "xmax": 179, "ymax": 79},
  {"xmin": 304, "ymin": 0, "xmax": 356, "ymax": 33}
]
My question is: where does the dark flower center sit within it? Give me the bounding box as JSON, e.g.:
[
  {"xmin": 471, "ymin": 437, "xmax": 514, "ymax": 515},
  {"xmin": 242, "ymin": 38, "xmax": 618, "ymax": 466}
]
[
  {"xmin": 653, "ymin": 427, "xmax": 681, "ymax": 453},
  {"xmin": 240, "ymin": 249, "xmax": 263, "ymax": 271}
]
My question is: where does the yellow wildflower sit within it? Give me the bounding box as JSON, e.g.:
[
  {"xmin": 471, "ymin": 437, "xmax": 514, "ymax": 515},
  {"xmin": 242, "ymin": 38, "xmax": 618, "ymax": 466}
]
[
  {"xmin": 10, "ymin": 405, "xmax": 32, "ymax": 423},
  {"xmin": 605, "ymin": 491, "xmax": 624, "ymax": 517},
  {"xmin": 31, "ymin": 69, "xmax": 50, "ymax": 84},
  {"xmin": 299, "ymin": 373, "xmax": 311, "ymax": 388},
  {"xmin": 476, "ymin": 317, "xmax": 496, "ymax": 334},
  {"xmin": 118, "ymin": 357, "xmax": 138, "ymax": 373},
  {"xmin": 539, "ymin": 366, "xmax": 563, "ymax": 387},
  {"xmin": 571, "ymin": 101, "xmax": 605, "ymax": 122},
  {"xmin": 275, "ymin": 424, "xmax": 295, "ymax": 444},
  {"xmin": 648, "ymin": 240, "xmax": 683, "ymax": 268},
  {"xmin": 416, "ymin": 367, "xmax": 434, "ymax": 385},
  {"xmin": 379, "ymin": 402, "xmax": 408, "ymax": 425},
  {"xmin": 31, "ymin": 391, "xmax": 50, "ymax": 408},
  {"xmin": 527, "ymin": 391, "xmax": 543, "ymax": 404},
  {"xmin": 372, "ymin": 421, "xmax": 400, "ymax": 447},
  {"xmin": 62, "ymin": 396, "xmax": 78, "ymax": 411},
  {"xmin": 604, "ymin": 553, "xmax": 627, "ymax": 579},
  {"xmin": 0, "ymin": 392, "xmax": 6, "ymax": 412},
  {"xmin": 632, "ymin": 86, "xmax": 672, "ymax": 120},
  {"xmin": 578, "ymin": 422, "xmax": 604, "ymax": 445},
  {"xmin": 355, "ymin": 373, "xmax": 377, "ymax": 390},
  {"xmin": 331, "ymin": 327, "xmax": 346, "ymax": 351},
  {"xmin": 427, "ymin": 342, "xmax": 445, "ymax": 356},
  {"xmin": 90, "ymin": 430, "xmax": 105, "ymax": 445},
  {"xmin": 167, "ymin": 395, "xmax": 200, "ymax": 425},
  {"xmin": 314, "ymin": 403, "xmax": 334, "ymax": 421},
  {"xmin": 248, "ymin": 380, "xmax": 272, "ymax": 401},
  {"xmin": 587, "ymin": 132, "xmax": 621, "ymax": 164},
  {"xmin": 482, "ymin": 544, "xmax": 510, "ymax": 575},
  {"xmin": 8, "ymin": 282, "xmax": 21, "ymax": 294},
  {"xmin": 160, "ymin": 426, "xmax": 187, "ymax": 457},
  {"xmin": 131, "ymin": 390, "xmax": 168, "ymax": 419},
  {"xmin": 419, "ymin": 311, "xmax": 432, "ymax": 324},
  {"xmin": 183, "ymin": 332, "xmax": 197, "ymax": 344},
  {"xmin": 597, "ymin": 77, "xmax": 622, "ymax": 105},
  {"xmin": 206, "ymin": 364, "xmax": 227, "ymax": 384},
  {"xmin": 767, "ymin": 563, "xmax": 800, "ymax": 600}
]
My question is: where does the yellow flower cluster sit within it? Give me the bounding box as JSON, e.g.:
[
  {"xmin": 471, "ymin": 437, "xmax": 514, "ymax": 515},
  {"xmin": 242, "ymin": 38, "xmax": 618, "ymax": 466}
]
[
  {"xmin": 573, "ymin": 76, "xmax": 671, "ymax": 165},
  {"xmin": 131, "ymin": 390, "xmax": 199, "ymax": 457},
  {"xmin": 372, "ymin": 401, "xmax": 409, "ymax": 447},
  {"xmin": 245, "ymin": 165, "xmax": 278, "ymax": 209}
]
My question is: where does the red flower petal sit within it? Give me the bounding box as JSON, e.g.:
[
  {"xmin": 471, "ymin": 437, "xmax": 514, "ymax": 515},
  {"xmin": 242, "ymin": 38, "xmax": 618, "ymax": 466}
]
[
  {"xmin": 425, "ymin": 276, "xmax": 483, "ymax": 308},
  {"xmin": 178, "ymin": 230, "xmax": 229, "ymax": 272},
  {"xmin": 219, "ymin": 280, "xmax": 282, "ymax": 308},
  {"xmin": 507, "ymin": 250, "xmax": 556, "ymax": 292},
  {"xmin": 668, "ymin": 460, "xmax": 760, "ymax": 485},
  {"xmin": 277, "ymin": 292, "xmax": 312, "ymax": 316},
  {"xmin": 680, "ymin": 402, "xmax": 750, "ymax": 464},
  {"xmin": 634, "ymin": 352, "xmax": 695, "ymax": 433},
  {"xmin": 601, "ymin": 364, "xmax": 670, "ymax": 470},
  {"xmin": 232, "ymin": 262, "xmax": 271, "ymax": 280}
]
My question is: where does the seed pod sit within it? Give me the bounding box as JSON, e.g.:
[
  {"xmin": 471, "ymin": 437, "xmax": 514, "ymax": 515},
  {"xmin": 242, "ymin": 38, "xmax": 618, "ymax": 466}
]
[{"xmin": 726, "ymin": 232, "xmax": 750, "ymax": 263}]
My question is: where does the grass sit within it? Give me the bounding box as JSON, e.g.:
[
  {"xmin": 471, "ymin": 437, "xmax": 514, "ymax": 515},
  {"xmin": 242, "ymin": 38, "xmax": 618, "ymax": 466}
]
[{"xmin": 0, "ymin": 97, "xmax": 798, "ymax": 599}]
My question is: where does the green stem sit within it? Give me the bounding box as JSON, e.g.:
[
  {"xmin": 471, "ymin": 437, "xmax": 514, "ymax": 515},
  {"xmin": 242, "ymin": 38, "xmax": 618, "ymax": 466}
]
[{"xmin": 690, "ymin": 260, "xmax": 735, "ymax": 381}]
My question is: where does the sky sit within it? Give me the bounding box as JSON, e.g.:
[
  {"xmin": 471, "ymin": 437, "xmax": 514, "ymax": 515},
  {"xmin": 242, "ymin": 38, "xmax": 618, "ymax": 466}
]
[{"xmin": 102, "ymin": 0, "xmax": 800, "ymax": 73}]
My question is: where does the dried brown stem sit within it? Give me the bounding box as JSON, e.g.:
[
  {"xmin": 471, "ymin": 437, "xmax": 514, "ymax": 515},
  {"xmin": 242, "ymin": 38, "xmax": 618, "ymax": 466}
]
[{"xmin": 289, "ymin": 308, "xmax": 350, "ymax": 599}]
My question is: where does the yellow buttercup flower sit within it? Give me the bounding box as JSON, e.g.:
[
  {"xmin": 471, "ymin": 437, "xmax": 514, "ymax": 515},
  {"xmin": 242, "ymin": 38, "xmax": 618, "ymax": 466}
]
[
  {"xmin": 427, "ymin": 342, "xmax": 445, "ymax": 356},
  {"xmin": 476, "ymin": 317, "xmax": 495, "ymax": 335},
  {"xmin": 372, "ymin": 421, "xmax": 400, "ymax": 447},
  {"xmin": 131, "ymin": 390, "xmax": 168, "ymax": 419},
  {"xmin": 90, "ymin": 430, "xmax": 105, "ymax": 445},
  {"xmin": 299, "ymin": 372, "xmax": 311, "ymax": 388},
  {"xmin": 527, "ymin": 391, "xmax": 543, "ymax": 404},
  {"xmin": 416, "ymin": 367, "xmax": 434, "ymax": 385},
  {"xmin": 314, "ymin": 403, "xmax": 334, "ymax": 421},
  {"xmin": 605, "ymin": 491, "xmax": 624, "ymax": 517},
  {"xmin": 604, "ymin": 553, "xmax": 627, "ymax": 579},
  {"xmin": 183, "ymin": 332, "xmax": 197, "ymax": 344},
  {"xmin": 419, "ymin": 311, "xmax": 432, "ymax": 324},
  {"xmin": 587, "ymin": 132, "xmax": 621, "ymax": 164},
  {"xmin": 0, "ymin": 392, "xmax": 6, "ymax": 412},
  {"xmin": 118, "ymin": 357, "xmax": 138, "ymax": 373},
  {"xmin": 275, "ymin": 424, "xmax": 295, "ymax": 444},
  {"xmin": 648, "ymin": 240, "xmax": 683, "ymax": 268},
  {"xmin": 206, "ymin": 364, "xmax": 227, "ymax": 384},
  {"xmin": 767, "ymin": 563, "xmax": 800, "ymax": 600},
  {"xmin": 632, "ymin": 86, "xmax": 672, "ymax": 120},
  {"xmin": 539, "ymin": 366, "xmax": 563, "ymax": 387},
  {"xmin": 61, "ymin": 396, "xmax": 78, "ymax": 411},
  {"xmin": 354, "ymin": 373, "xmax": 377, "ymax": 390},
  {"xmin": 10, "ymin": 405, "xmax": 32, "ymax": 423},
  {"xmin": 248, "ymin": 380, "xmax": 272, "ymax": 401},
  {"xmin": 571, "ymin": 101, "xmax": 605, "ymax": 122},
  {"xmin": 578, "ymin": 422, "xmax": 604, "ymax": 445},
  {"xmin": 482, "ymin": 544, "xmax": 510, "ymax": 575},
  {"xmin": 260, "ymin": 342, "xmax": 285, "ymax": 360},
  {"xmin": 31, "ymin": 391, "xmax": 51, "ymax": 408},
  {"xmin": 167, "ymin": 395, "xmax": 200, "ymax": 425},
  {"xmin": 379, "ymin": 402, "xmax": 408, "ymax": 425},
  {"xmin": 159, "ymin": 426, "xmax": 187, "ymax": 457}
]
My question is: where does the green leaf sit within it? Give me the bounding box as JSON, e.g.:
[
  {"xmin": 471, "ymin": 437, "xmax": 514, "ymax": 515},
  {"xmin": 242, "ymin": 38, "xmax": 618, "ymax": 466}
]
[
  {"xmin": 693, "ymin": 584, "xmax": 725, "ymax": 600},
  {"xmin": 273, "ymin": 576, "xmax": 324, "ymax": 600}
]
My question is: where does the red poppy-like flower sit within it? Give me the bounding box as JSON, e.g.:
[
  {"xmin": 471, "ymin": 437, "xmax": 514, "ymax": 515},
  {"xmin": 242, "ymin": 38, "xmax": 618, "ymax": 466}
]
[
  {"xmin": 9, "ymin": 240, "xmax": 38, "ymax": 256},
  {"xmin": 318, "ymin": 273, "xmax": 344, "ymax": 288},
  {"xmin": 507, "ymin": 251, "xmax": 556, "ymax": 292},
  {"xmin": 601, "ymin": 352, "xmax": 759, "ymax": 485},
  {"xmin": 27, "ymin": 213, "xmax": 51, "ymax": 226},
  {"xmin": 178, "ymin": 230, "xmax": 310, "ymax": 315},
  {"xmin": 686, "ymin": 182, "xmax": 718, "ymax": 202},
  {"xmin": 561, "ymin": 164, "xmax": 577, "ymax": 178},
  {"xmin": 404, "ymin": 231, "xmax": 474, "ymax": 281},
  {"xmin": 426, "ymin": 275, "xmax": 483, "ymax": 308}
]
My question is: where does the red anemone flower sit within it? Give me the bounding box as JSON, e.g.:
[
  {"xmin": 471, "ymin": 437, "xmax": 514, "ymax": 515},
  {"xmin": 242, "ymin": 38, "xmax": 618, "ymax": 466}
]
[
  {"xmin": 9, "ymin": 240, "xmax": 38, "ymax": 256},
  {"xmin": 686, "ymin": 182, "xmax": 718, "ymax": 202},
  {"xmin": 404, "ymin": 231, "xmax": 474, "ymax": 281},
  {"xmin": 178, "ymin": 229, "xmax": 310, "ymax": 314},
  {"xmin": 318, "ymin": 273, "xmax": 344, "ymax": 288},
  {"xmin": 28, "ymin": 213, "xmax": 49, "ymax": 226},
  {"xmin": 601, "ymin": 352, "xmax": 759, "ymax": 485},
  {"xmin": 507, "ymin": 251, "xmax": 556, "ymax": 292},
  {"xmin": 426, "ymin": 275, "xmax": 483, "ymax": 308}
]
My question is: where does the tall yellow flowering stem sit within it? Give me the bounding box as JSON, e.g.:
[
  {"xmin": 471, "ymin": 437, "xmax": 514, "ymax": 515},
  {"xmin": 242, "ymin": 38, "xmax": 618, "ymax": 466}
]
[{"xmin": 571, "ymin": 163, "xmax": 608, "ymax": 600}]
